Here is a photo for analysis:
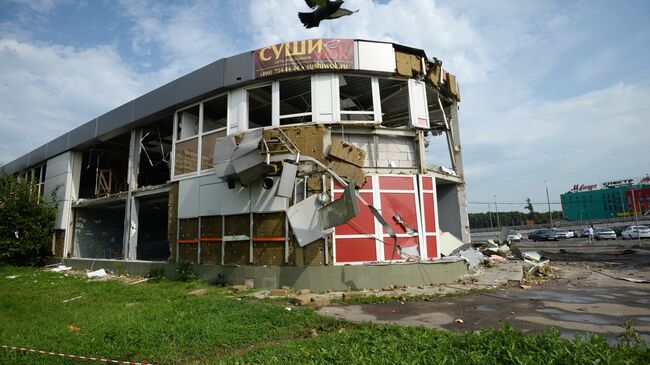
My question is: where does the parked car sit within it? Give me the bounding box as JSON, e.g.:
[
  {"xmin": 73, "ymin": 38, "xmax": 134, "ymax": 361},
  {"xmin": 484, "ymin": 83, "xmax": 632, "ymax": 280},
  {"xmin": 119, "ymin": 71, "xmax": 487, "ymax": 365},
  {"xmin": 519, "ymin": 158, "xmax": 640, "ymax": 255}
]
[
  {"xmin": 528, "ymin": 229, "xmax": 559, "ymax": 242},
  {"xmin": 621, "ymin": 225, "xmax": 650, "ymax": 239},
  {"xmin": 554, "ymin": 229, "xmax": 574, "ymax": 239},
  {"xmin": 594, "ymin": 228, "xmax": 616, "ymax": 240},
  {"xmin": 612, "ymin": 226, "xmax": 626, "ymax": 238},
  {"xmin": 506, "ymin": 230, "xmax": 522, "ymax": 242}
]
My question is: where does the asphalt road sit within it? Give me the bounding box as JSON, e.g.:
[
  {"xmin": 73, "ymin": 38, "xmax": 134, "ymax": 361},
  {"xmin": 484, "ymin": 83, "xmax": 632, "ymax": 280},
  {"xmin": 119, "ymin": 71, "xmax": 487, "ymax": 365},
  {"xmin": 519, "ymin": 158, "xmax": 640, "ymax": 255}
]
[{"xmin": 319, "ymin": 239, "xmax": 650, "ymax": 342}]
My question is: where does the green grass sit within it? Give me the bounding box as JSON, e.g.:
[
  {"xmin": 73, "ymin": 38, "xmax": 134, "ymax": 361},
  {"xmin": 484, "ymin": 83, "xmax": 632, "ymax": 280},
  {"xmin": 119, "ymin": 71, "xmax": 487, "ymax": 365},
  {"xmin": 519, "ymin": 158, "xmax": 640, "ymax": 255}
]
[
  {"xmin": 1, "ymin": 266, "xmax": 648, "ymax": 365},
  {"xmin": 332, "ymin": 287, "xmax": 491, "ymax": 305}
]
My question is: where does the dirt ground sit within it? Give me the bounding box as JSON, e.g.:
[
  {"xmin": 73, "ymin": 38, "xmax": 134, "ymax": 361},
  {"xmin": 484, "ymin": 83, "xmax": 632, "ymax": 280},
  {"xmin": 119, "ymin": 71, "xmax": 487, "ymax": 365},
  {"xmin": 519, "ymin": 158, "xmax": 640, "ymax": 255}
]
[{"xmin": 316, "ymin": 242, "xmax": 650, "ymax": 343}]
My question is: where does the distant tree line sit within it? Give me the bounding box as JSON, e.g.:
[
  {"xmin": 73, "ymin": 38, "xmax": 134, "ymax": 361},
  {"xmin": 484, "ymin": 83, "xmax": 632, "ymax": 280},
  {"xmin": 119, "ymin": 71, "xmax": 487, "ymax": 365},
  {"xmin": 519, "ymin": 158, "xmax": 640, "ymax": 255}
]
[
  {"xmin": 468, "ymin": 197, "xmax": 563, "ymax": 229},
  {"xmin": 469, "ymin": 210, "xmax": 564, "ymax": 229}
]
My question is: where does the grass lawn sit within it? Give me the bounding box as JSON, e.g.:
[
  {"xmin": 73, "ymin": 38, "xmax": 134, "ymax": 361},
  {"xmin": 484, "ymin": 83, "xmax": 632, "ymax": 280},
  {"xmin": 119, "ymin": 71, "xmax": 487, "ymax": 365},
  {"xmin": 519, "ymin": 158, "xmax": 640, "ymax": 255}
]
[{"xmin": 1, "ymin": 266, "xmax": 648, "ymax": 364}]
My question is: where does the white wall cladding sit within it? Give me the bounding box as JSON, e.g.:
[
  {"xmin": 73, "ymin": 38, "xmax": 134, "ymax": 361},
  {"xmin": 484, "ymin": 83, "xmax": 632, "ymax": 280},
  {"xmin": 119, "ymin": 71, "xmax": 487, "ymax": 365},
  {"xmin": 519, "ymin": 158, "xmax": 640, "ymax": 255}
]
[
  {"xmin": 313, "ymin": 74, "xmax": 338, "ymax": 123},
  {"xmin": 227, "ymin": 88, "xmax": 247, "ymax": 134},
  {"xmin": 178, "ymin": 178, "xmax": 200, "ymax": 218},
  {"xmin": 357, "ymin": 41, "xmax": 396, "ymax": 73},
  {"xmin": 44, "ymin": 151, "xmax": 80, "ymax": 229}
]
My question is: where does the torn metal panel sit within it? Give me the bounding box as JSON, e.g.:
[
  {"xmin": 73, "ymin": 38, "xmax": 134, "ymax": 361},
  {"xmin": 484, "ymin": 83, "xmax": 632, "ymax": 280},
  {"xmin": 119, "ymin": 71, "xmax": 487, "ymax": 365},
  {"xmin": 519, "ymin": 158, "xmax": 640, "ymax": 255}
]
[
  {"xmin": 320, "ymin": 183, "xmax": 359, "ymax": 230},
  {"xmin": 212, "ymin": 135, "xmax": 237, "ymax": 180},
  {"xmin": 287, "ymin": 194, "xmax": 324, "ymax": 247},
  {"xmin": 231, "ymin": 128, "xmax": 266, "ymax": 185},
  {"xmin": 277, "ymin": 162, "xmax": 297, "ymax": 198}
]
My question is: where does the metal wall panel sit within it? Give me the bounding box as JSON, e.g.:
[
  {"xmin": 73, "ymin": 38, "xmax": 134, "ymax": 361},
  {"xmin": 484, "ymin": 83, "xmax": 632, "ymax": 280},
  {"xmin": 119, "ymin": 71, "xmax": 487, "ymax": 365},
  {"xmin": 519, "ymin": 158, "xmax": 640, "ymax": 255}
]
[
  {"xmin": 12, "ymin": 155, "xmax": 28, "ymax": 173},
  {"xmin": 357, "ymin": 41, "xmax": 396, "ymax": 73},
  {"xmin": 45, "ymin": 151, "xmax": 72, "ymax": 179},
  {"xmin": 54, "ymin": 201, "xmax": 70, "ymax": 230},
  {"xmin": 224, "ymin": 52, "xmax": 253, "ymax": 87},
  {"xmin": 47, "ymin": 134, "xmax": 69, "ymax": 159},
  {"xmin": 132, "ymin": 80, "xmax": 181, "ymax": 122},
  {"xmin": 178, "ymin": 178, "xmax": 200, "ymax": 218},
  {"xmin": 68, "ymin": 120, "xmax": 98, "ymax": 149},
  {"xmin": 43, "ymin": 173, "xmax": 68, "ymax": 202},
  {"xmin": 199, "ymin": 181, "xmax": 252, "ymax": 216},
  {"xmin": 180, "ymin": 59, "xmax": 224, "ymax": 101},
  {"xmin": 28, "ymin": 144, "xmax": 47, "ymax": 166},
  {"xmin": 96, "ymin": 102, "xmax": 134, "ymax": 138},
  {"xmin": 251, "ymin": 178, "xmax": 288, "ymax": 212}
]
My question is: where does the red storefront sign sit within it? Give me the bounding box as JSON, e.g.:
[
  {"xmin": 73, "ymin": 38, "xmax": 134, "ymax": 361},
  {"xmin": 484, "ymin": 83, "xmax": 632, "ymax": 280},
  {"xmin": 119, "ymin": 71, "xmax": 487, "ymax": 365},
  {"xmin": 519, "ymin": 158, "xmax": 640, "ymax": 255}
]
[{"xmin": 253, "ymin": 39, "xmax": 355, "ymax": 78}]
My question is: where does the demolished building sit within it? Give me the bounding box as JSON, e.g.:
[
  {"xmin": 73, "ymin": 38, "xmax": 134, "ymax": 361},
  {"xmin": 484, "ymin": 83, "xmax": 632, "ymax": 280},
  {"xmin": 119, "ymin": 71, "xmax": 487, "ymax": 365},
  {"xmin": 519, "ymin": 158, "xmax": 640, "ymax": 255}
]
[{"xmin": 2, "ymin": 39, "xmax": 470, "ymax": 289}]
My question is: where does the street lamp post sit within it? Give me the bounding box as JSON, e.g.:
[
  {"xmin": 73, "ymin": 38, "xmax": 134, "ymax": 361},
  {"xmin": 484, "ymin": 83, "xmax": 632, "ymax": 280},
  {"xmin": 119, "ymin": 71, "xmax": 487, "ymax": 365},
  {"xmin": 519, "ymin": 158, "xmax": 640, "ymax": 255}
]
[
  {"xmin": 629, "ymin": 183, "xmax": 641, "ymax": 246},
  {"xmin": 488, "ymin": 203, "xmax": 493, "ymax": 229},
  {"xmin": 545, "ymin": 181, "xmax": 553, "ymax": 227},
  {"xmin": 494, "ymin": 195, "xmax": 500, "ymax": 228}
]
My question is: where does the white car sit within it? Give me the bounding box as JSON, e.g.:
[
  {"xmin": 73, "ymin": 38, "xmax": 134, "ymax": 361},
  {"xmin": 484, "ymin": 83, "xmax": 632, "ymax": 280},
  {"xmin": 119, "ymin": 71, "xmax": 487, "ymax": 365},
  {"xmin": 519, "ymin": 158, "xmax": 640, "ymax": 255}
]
[
  {"xmin": 554, "ymin": 229, "xmax": 574, "ymax": 239},
  {"xmin": 507, "ymin": 230, "xmax": 522, "ymax": 242},
  {"xmin": 621, "ymin": 225, "xmax": 650, "ymax": 239}
]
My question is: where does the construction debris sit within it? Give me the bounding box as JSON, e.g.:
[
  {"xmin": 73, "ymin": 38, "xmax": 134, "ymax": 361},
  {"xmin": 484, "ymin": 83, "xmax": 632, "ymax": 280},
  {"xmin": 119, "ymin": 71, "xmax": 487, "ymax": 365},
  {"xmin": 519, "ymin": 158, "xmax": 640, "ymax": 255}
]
[
  {"xmin": 50, "ymin": 265, "xmax": 72, "ymax": 272},
  {"xmin": 86, "ymin": 269, "xmax": 108, "ymax": 278}
]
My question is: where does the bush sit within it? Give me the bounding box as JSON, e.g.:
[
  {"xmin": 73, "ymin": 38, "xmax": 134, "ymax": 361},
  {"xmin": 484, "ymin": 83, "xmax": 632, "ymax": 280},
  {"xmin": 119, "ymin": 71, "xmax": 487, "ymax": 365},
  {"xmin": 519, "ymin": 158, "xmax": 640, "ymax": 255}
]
[{"xmin": 0, "ymin": 171, "xmax": 57, "ymax": 266}]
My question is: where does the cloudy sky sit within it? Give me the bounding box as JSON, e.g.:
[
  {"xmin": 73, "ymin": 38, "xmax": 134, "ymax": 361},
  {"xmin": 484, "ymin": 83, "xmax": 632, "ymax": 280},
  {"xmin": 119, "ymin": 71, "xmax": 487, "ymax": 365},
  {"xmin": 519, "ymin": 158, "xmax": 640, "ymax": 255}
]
[{"xmin": 1, "ymin": 0, "xmax": 649, "ymax": 213}]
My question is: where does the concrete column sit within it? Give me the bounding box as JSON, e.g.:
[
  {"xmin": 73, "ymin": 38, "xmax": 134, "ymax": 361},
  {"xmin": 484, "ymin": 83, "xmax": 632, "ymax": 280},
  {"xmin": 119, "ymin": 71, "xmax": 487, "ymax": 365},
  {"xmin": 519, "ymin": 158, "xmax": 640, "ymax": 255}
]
[{"xmin": 124, "ymin": 129, "xmax": 142, "ymax": 260}]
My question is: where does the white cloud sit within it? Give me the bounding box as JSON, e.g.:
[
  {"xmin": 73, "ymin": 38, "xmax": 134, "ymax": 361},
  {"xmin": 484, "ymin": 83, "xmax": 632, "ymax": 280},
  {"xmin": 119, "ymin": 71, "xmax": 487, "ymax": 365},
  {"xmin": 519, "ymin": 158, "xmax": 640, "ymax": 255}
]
[
  {"xmin": 462, "ymin": 83, "xmax": 650, "ymax": 209},
  {"xmin": 0, "ymin": 38, "xmax": 141, "ymax": 163}
]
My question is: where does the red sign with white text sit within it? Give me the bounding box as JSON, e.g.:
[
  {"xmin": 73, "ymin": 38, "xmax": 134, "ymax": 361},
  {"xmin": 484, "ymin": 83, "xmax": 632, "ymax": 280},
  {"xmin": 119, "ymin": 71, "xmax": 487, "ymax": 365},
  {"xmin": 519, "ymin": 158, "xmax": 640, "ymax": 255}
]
[{"xmin": 254, "ymin": 39, "xmax": 354, "ymax": 78}]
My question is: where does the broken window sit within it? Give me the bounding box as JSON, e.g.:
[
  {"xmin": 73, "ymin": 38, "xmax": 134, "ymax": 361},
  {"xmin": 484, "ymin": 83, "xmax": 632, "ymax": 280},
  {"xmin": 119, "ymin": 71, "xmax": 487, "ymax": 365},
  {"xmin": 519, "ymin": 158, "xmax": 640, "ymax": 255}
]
[
  {"xmin": 248, "ymin": 85, "xmax": 272, "ymax": 129},
  {"xmin": 201, "ymin": 95, "xmax": 228, "ymax": 170},
  {"xmin": 379, "ymin": 78, "xmax": 409, "ymax": 127},
  {"xmin": 79, "ymin": 133, "xmax": 130, "ymax": 199},
  {"xmin": 174, "ymin": 138, "xmax": 198, "ymax": 176},
  {"xmin": 25, "ymin": 164, "xmax": 46, "ymax": 199},
  {"xmin": 176, "ymin": 105, "xmax": 200, "ymax": 139},
  {"xmin": 279, "ymin": 76, "xmax": 312, "ymax": 125},
  {"xmin": 139, "ymin": 117, "xmax": 173, "ymax": 187},
  {"xmin": 174, "ymin": 105, "xmax": 200, "ymax": 176},
  {"xmin": 74, "ymin": 204, "xmax": 125, "ymax": 259},
  {"xmin": 136, "ymin": 196, "xmax": 170, "ymax": 261},
  {"xmin": 339, "ymin": 75, "xmax": 374, "ymax": 121}
]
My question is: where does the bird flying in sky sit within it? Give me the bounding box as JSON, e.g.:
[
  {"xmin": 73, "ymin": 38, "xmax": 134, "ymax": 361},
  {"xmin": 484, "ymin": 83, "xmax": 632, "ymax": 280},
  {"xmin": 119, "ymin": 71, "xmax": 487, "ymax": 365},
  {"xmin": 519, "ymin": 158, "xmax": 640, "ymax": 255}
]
[{"xmin": 298, "ymin": 0, "xmax": 358, "ymax": 29}]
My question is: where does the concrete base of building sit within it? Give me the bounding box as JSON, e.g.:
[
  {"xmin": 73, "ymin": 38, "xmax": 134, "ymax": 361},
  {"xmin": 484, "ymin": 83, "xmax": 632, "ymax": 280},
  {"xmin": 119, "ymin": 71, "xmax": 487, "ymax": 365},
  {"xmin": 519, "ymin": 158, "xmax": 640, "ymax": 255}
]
[{"xmin": 59, "ymin": 258, "xmax": 468, "ymax": 291}]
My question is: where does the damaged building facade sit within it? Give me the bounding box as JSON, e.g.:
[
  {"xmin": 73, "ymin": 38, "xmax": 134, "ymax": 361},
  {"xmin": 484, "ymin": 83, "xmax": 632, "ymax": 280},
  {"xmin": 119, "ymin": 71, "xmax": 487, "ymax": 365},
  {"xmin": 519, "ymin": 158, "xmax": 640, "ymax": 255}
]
[{"xmin": 3, "ymin": 39, "xmax": 469, "ymax": 288}]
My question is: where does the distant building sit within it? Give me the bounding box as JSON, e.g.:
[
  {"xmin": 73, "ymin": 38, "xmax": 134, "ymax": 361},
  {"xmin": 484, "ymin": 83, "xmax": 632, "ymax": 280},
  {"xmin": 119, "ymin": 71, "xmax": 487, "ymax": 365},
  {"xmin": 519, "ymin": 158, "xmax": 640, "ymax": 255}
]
[{"xmin": 560, "ymin": 176, "xmax": 650, "ymax": 221}]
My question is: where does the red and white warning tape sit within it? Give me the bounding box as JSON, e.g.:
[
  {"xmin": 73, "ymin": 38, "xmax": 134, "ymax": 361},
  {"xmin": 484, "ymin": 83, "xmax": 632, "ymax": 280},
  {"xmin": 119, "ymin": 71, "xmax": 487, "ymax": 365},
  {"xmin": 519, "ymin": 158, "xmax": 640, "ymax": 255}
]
[{"xmin": 1, "ymin": 344, "xmax": 157, "ymax": 364}]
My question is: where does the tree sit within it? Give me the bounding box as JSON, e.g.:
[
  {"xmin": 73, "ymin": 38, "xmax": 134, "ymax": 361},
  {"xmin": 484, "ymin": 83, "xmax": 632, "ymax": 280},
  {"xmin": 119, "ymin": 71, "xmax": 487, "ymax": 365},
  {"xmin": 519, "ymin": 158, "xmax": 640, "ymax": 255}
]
[
  {"xmin": 524, "ymin": 198, "xmax": 534, "ymax": 214},
  {"xmin": 0, "ymin": 171, "xmax": 57, "ymax": 266}
]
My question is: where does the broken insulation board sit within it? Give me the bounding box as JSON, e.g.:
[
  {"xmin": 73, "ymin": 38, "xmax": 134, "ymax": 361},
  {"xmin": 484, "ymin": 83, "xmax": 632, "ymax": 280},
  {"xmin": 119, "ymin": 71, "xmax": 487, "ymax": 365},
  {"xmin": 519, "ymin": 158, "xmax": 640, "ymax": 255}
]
[
  {"xmin": 200, "ymin": 215, "xmax": 222, "ymax": 265},
  {"xmin": 252, "ymin": 212, "xmax": 286, "ymax": 266},
  {"xmin": 329, "ymin": 159, "xmax": 366, "ymax": 188},
  {"xmin": 329, "ymin": 139, "xmax": 366, "ymax": 168},
  {"xmin": 168, "ymin": 182, "xmax": 179, "ymax": 262},
  {"xmin": 395, "ymin": 51, "xmax": 422, "ymax": 77},
  {"xmin": 223, "ymin": 214, "xmax": 250, "ymax": 265},
  {"xmin": 178, "ymin": 218, "xmax": 199, "ymax": 264}
]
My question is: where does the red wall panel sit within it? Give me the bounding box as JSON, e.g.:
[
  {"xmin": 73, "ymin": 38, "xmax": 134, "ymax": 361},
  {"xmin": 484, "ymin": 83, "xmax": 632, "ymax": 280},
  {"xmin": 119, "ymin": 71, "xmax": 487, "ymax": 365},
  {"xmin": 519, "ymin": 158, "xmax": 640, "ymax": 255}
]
[{"xmin": 335, "ymin": 237, "xmax": 377, "ymax": 262}]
